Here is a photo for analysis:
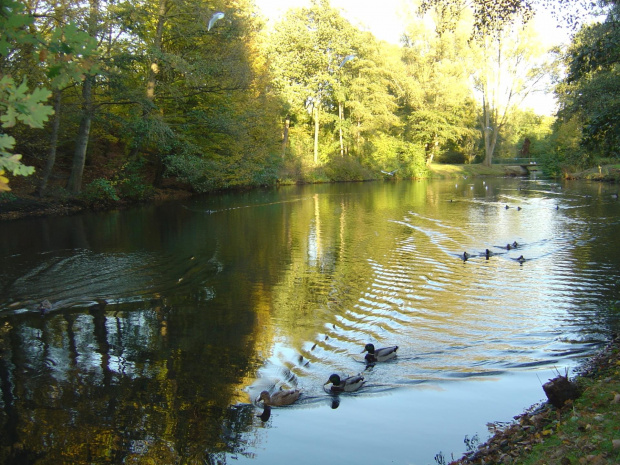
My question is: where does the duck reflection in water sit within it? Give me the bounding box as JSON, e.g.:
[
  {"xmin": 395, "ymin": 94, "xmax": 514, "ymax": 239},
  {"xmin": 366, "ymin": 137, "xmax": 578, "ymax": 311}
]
[{"xmin": 257, "ymin": 405, "xmax": 271, "ymax": 422}]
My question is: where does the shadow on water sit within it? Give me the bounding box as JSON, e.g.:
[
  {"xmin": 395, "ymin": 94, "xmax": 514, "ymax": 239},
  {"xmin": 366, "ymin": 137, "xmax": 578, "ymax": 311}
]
[{"xmin": 1, "ymin": 179, "xmax": 620, "ymax": 464}]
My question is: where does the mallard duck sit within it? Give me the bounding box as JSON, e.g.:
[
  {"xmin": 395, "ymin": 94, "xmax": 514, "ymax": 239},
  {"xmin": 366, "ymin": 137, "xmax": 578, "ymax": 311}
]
[
  {"xmin": 324, "ymin": 374, "xmax": 365, "ymax": 392},
  {"xmin": 257, "ymin": 388, "xmax": 301, "ymax": 406},
  {"xmin": 362, "ymin": 343, "xmax": 398, "ymax": 363}
]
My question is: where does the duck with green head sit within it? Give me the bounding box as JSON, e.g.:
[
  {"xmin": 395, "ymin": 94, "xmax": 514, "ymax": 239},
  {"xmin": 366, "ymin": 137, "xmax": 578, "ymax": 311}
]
[
  {"xmin": 362, "ymin": 343, "xmax": 398, "ymax": 363},
  {"xmin": 324, "ymin": 374, "xmax": 365, "ymax": 392}
]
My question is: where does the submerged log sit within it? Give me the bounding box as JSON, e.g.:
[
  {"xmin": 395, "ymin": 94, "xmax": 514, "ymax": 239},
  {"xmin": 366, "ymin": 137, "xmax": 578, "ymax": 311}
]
[{"xmin": 542, "ymin": 374, "xmax": 581, "ymax": 408}]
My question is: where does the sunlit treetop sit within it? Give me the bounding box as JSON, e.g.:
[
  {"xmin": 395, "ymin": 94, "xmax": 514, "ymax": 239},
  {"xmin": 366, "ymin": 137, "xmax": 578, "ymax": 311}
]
[{"xmin": 417, "ymin": 0, "xmax": 617, "ymax": 39}]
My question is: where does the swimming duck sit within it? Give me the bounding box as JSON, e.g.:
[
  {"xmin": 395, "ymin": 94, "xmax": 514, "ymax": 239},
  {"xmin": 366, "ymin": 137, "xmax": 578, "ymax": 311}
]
[
  {"xmin": 462, "ymin": 251, "xmax": 470, "ymax": 261},
  {"xmin": 512, "ymin": 241, "xmax": 519, "ymax": 248},
  {"xmin": 324, "ymin": 374, "xmax": 365, "ymax": 392},
  {"xmin": 362, "ymin": 343, "xmax": 398, "ymax": 363},
  {"xmin": 38, "ymin": 299, "xmax": 52, "ymax": 315},
  {"xmin": 485, "ymin": 249, "xmax": 493, "ymax": 259},
  {"xmin": 516, "ymin": 255, "xmax": 526, "ymax": 264},
  {"xmin": 505, "ymin": 244, "xmax": 512, "ymax": 250},
  {"xmin": 257, "ymin": 388, "xmax": 302, "ymax": 406}
]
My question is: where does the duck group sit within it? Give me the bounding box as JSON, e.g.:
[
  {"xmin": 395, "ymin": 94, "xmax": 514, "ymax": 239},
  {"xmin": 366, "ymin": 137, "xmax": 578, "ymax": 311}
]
[
  {"xmin": 461, "ymin": 241, "xmax": 526, "ymax": 264},
  {"xmin": 255, "ymin": 342, "xmax": 398, "ymax": 416}
]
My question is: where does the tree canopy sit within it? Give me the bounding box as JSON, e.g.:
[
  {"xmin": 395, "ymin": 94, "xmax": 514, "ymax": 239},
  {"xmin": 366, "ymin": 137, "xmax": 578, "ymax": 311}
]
[{"xmin": 0, "ymin": 0, "xmax": 616, "ymax": 198}]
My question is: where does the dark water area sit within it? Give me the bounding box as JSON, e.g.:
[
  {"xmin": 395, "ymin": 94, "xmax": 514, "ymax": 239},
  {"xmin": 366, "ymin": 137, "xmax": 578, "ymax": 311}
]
[{"xmin": 1, "ymin": 178, "xmax": 619, "ymax": 464}]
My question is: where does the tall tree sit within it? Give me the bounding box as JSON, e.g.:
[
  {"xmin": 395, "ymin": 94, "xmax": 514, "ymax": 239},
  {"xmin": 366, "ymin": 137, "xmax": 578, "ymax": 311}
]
[
  {"xmin": 66, "ymin": 0, "xmax": 101, "ymax": 194},
  {"xmin": 268, "ymin": 0, "xmax": 361, "ymax": 165},
  {"xmin": 555, "ymin": 0, "xmax": 620, "ymax": 158},
  {"xmin": 472, "ymin": 21, "xmax": 550, "ymax": 165},
  {"xmin": 400, "ymin": 9, "xmax": 478, "ymax": 165}
]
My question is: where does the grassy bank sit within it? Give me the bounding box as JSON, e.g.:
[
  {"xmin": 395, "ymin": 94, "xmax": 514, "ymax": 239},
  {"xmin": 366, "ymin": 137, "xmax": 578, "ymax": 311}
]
[
  {"xmin": 448, "ymin": 337, "xmax": 620, "ymax": 465},
  {"xmin": 427, "ymin": 163, "xmax": 516, "ymax": 178}
]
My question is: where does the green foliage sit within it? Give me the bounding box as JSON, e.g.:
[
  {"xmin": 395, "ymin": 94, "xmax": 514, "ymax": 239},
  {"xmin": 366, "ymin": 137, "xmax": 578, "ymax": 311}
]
[
  {"xmin": 81, "ymin": 178, "xmax": 120, "ymax": 203},
  {"xmin": 399, "ymin": 142, "xmax": 429, "ymax": 179},
  {"xmin": 45, "ymin": 23, "xmax": 100, "ymax": 89},
  {"xmin": 0, "ymin": 191, "xmax": 18, "ymax": 202},
  {"xmin": 0, "ymin": 77, "xmax": 53, "ymax": 129},
  {"xmin": 368, "ymin": 134, "xmax": 428, "ymax": 179},
  {"xmin": 0, "ymin": 0, "xmax": 37, "ymax": 56},
  {"xmin": 541, "ymin": 115, "xmax": 587, "ymax": 176},
  {"xmin": 555, "ymin": 2, "xmax": 620, "ymax": 160},
  {"xmin": 0, "ymin": 0, "xmax": 97, "ymax": 189},
  {"xmin": 115, "ymin": 159, "xmax": 153, "ymax": 201},
  {"xmin": 0, "ymin": 76, "xmax": 50, "ymax": 180},
  {"xmin": 323, "ymin": 156, "xmax": 374, "ymax": 181}
]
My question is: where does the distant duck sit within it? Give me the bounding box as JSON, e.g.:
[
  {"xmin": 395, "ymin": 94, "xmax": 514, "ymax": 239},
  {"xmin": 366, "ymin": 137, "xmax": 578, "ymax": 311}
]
[
  {"xmin": 505, "ymin": 244, "xmax": 512, "ymax": 250},
  {"xmin": 362, "ymin": 343, "xmax": 398, "ymax": 363},
  {"xmin": 505, "ymin": 205, "xmax": 509, "ymax": 209},
  {"xmin": 556, "ymin": 205, "xmax": 560, "ymax": 210},
  {"xmin": 257, "ymin": 389, "xmax": 302, "ymax": 406},
  {"xmin": 462, "ymin": 251, "xmax": 470, "ymax": 261},
  {"xmin": 485, "ymin": 249, "xmax": 493, "ymax": 259},
  {"xmin": 517, "ymin": 206, "xmax": 522, "ymax": 211},
  {"xmin": 324, "ymin": 374, "xmax": 365, "ymax": 392},
  {"xmin": 38, "ymin": 299, "xmax": 52, "ymax": 315},
  {"xmin": 512, "ymin": 241, "xmax": 519, "ymax": 248},
  {"xmin": 516, "ymin": 255, "xmax": 526, "ymax": 264}
]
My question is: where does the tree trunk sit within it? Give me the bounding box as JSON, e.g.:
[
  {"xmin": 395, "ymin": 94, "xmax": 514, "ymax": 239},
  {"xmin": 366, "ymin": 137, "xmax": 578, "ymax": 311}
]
[
  {"xmin": 66, "ymin": 76, "xmax": 93, "ymax": 194},
  {"xmin": 36, "ymin": 90, "xmax": 62, "ymax": 197},
  {"xmin": 147, "ymin": 0, "xmax": 167, "ymax": 103},
  {"xmin": 66, "ymin": 0, "xmax": 98, "ymax": 194},
  {"xmin": 282, "ymin": 114, "xmax": 290, "ymax": 158},
  {"xmin": 129, "ymin": 0, "xmax": 167, "ymax": 162},
  {"xmin": 482, "ymin": 94, "xmax": 497, "ymax": 167},
  {"xmin": 339, "ymin": 102, "xmax": 344, "ymax": 157},
  {"xmin": 313, "ymin": 104, "xmax": 319, "ymax": 164}
]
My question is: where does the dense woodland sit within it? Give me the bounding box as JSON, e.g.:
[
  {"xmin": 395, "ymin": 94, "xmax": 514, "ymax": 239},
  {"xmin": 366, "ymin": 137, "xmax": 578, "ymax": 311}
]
[{"xmin": 0, "ymin": 0, "xmax": 618, "ymax": 202}]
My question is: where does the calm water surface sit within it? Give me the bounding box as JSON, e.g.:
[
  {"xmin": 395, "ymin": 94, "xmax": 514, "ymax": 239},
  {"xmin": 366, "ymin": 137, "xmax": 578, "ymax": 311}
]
[{"xmin": 1, "ymin": 178, "xmax": 620, "ymax": 464}]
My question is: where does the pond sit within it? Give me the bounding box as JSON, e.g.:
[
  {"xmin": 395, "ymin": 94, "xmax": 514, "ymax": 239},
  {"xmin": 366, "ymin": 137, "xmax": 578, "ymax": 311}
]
[{"xmin": 1, "ymin": 177, "xmax": 619, "ymax": 464}]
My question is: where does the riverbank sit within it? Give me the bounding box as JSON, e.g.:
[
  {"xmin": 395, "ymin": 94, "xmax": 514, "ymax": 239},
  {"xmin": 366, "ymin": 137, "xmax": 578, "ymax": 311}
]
[
  {"xmin": 1, "ymin": 162, "xmax": 617, "ymax": 221},
  {"xmin": 448, "ymin": 336, "xmax": 620, "ymax": 465},
  {"xmin": 0, "ymin": 162, "xmax": 522, "ymax": 221}
]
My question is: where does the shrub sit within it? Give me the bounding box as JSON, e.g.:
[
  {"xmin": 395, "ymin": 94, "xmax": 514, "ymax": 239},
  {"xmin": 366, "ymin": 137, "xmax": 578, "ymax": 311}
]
[
  {"xmin": 323, "ymin": 156, "xmax": 374, "ymax": 181},
  {"xmin": 81, "ymin": 178, "xmax": 119, "ymax": 204},
  {"xmin": 116, "ymin": 159, "xmax": 153, "ymax": 200}
]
